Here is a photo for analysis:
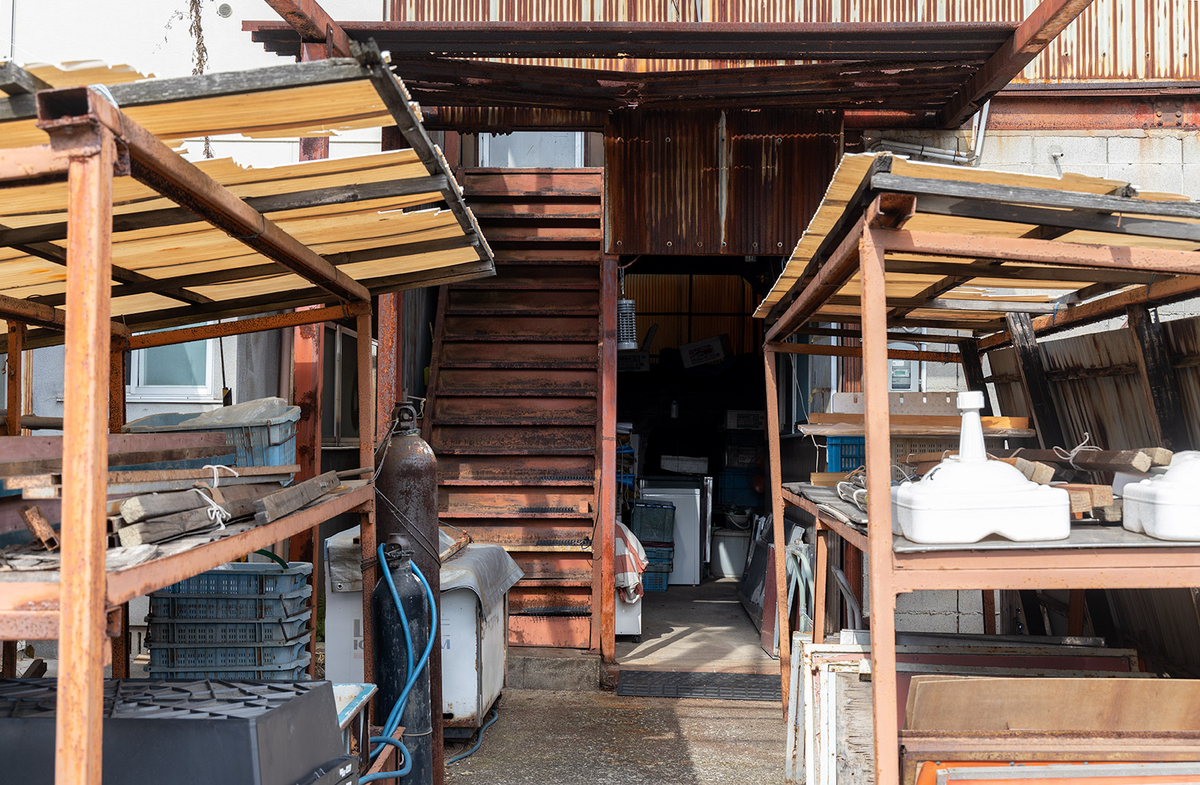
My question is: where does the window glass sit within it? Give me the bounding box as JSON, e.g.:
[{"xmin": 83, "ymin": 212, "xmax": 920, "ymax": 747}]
[
  {"xmin": 481, "ymin": 132, "xmax": 584, "ymax": 167},
  {"xmin": 140, "ymin": 341, "xmax": 207, "ymax": 387}
]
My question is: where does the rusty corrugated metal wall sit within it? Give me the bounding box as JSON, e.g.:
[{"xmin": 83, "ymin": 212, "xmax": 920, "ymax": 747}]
[
  {"xmin": 605, "ymin": 108, "xmax": 840, "ymax": 256},
  {"xmin": 388, "ymin": 0, "xmax": 1200, "ymax": 82},
  {"xmin": 987, "ymin": 315, "xmax": 1200, "ymax": 677},
  {"xmin": 624, "ymin": 274, "xmax": 758, "ymax": 355}
]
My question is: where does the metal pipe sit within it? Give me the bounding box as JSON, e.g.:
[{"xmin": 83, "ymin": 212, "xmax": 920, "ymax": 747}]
[
  {"xmin": 830, "ymin": 563, "xmax": 863, "ymax": 630},
  {"xmin": 874, "ymin": 101, "xmax": 990, "ymax": 165}
]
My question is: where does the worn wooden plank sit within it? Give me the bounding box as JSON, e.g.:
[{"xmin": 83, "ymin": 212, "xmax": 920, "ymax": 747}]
[
  {"xmin": 1140, "ymin": 447, "xmax": 1174, "ymax": 466},
  {"xmin": 117, "ymin": 487, "xmax": 268, "ymax": 545},
  {"xmin": 0, "ymin": 432, "xmax": 227, "ymax": 462},
  {"xmin": 1005, "ymin": 312, "xmax": 1066, "ymax": 450},
  {"xmin": 992, "ymin": 448, "xmax": 1151, "ymax": 473},
  {"xmin": 255, "ymin": 470, "xmax": 340, "ymax": 524},
  {"xmin": 1128, "ymin": 306, "xmax": 1193, "ymax": 452},
  {"xmin": 0, "ymin": 445, "xmax": 233, "ymax": 478}
]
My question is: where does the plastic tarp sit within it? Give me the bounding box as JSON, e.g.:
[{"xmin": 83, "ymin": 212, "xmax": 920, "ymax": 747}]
[{"xmin": 326, "ymin": 525, "xmax": 523, "ymax": 613}]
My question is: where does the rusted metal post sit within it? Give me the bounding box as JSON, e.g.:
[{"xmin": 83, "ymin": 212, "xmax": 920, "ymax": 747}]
[
  {"xmin": 55, "ymin": 117, "xmax": 116, "ymax": 785},
  {"xmin": 376, "ymin": 293, "xmax": 398, "ymax": 446},
  {"xmin": 289, "ymin": 313, "xmax": 323, "ymax": 679},
  {"xmin": 763, "ymin": 347, "xmax": 790, "ymax": 716},
  {"xmin": 354, "ymin": 307, "xmax": 380, "ymax": 730},
  {"xmin": 861, "ymin": 224, "xmax": 900, "ymax": 785},
  {"xmin": 2, "ymin": 320, "xmax": 23, "ymax": 676},
  {"xmin": 813, "ymin": 524, "xmax": 828, "ymax": 644},
  {"xmin": 109, "ymin": 337, "xmax": 130, "ymax": 679},
  {"xmin": 597, "ymin": 255, "xmax": 617, "ymax": 662}
]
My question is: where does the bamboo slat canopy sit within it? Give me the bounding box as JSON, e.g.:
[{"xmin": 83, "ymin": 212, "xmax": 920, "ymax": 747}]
[
  {"xmin": 756, "ymin": 153, "xmax": 1200, "ymax": 342},
  {"xmin": 0, "ymin": 54, "xmax": 492, "ymax": 344}
]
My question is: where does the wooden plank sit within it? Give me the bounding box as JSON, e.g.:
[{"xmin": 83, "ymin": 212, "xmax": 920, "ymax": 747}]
[
  {"xmin": 1128, "ymin": 306, "xmax": 1193, "ymax": 452},
  {"xmin": 0, "ymin": 432, "xmax": 227, "ymax": 462},
  {"xmin": 1057, "ymin": 483, "xmax": 1114, "ymax": 509},
  {"xmin": 958, "ymin": 339, "xmax": 994, "ymax": 417},
  {"xmin": 807, "ymin": 412, "xmax": 1029, "ymax": 430},
  {"xmin": 117, "ymin": 486, "xmax": 271, "ymax": 545},
  {"xmin": 0, "ymin": 61, "xmax": 51, "ymax": 96},
  {"xmin": 255, "ymin": 470, "xmax": 340, "ymax": 524},
  {"xmin": 763, "ymin": 349, "xmax": 790, "ymax": 717},
  {"xmin": 5, "ymin": 322, "xmax": 24, "ymax": 440},
  {"xmin": 1005, "ymin": 312, "xmax": 1067, "ymax": 450},
  {"xmin": 810, "ymin": 472, "xmax": 848, "ymax": 487},
  {"xmin": 991, "ymin": 448, "xmax": 1151, "ymax": 473},
  {"xmin": 1141, "ymin": 447, "xmax": 1174, "ymax": 466},
  {"xmin": 0, "ymin": 445, "xmax": 233, "ymax": 478},
  {"xmin": 938, "ymin": 0, "xmax": 1117, "ymax": 128}
]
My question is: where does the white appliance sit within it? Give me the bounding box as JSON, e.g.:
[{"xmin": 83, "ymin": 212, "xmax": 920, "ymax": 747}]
[
  {"xmin": 641, "ymin": 485, "xmax": 702, "ymax": 585},
  {"xmin": 710, "ymin": 529, "xmax": 751, "ymax": 578},
  {"xmin": 1124, "ymin": 451, "xmax": 1200, "ymax": 541},
  {"xmin": 614, "ymin": 590, "xmax": 642, "ymax": 635},
  {"xmin": 442, "ymin": 588, "xmax": 508, "ymax": 737}
]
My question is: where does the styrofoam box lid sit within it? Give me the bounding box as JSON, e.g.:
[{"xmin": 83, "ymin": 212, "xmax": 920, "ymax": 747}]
[{"xmin": 712, "ymin": 529, "xmax": 750, "ymax": 539}]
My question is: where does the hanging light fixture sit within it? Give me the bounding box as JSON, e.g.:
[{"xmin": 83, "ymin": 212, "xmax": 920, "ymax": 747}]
[{"xmin": 617, "ymin": 267, "xmax": 638, "ymax": 351}]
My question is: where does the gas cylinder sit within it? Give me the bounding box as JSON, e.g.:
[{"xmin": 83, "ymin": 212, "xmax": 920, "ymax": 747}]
[
  {"xmin": 374, "ymin": 403, "xmax": 440, "ymax": 784},
  {"xmin": 373, "ymin": 542, "xmax": 433, "ymax": 785}
]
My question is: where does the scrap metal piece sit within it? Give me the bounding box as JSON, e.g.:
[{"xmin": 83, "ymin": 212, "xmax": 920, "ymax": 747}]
[{"xmin": 18, "ymin": 504, "xmax": 58, "ymax": 551}]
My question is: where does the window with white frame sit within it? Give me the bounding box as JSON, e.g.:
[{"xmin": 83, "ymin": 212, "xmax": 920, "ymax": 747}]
[
  {"xmin": 321, "ymin": 324, "xmax": 372, "ymax": 448},
  {"xmin": 479, "ymin": 131, "xmax": 586, "ymax": 168},
  {"xmin": 127, "ymin": 335, "xmax": 224, "ymax": 402}
]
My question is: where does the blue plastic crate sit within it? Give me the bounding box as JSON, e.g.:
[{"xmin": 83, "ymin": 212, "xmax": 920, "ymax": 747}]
[
  {"xmin": 148, "ymin": 610, "xmax": 311, "ymax": 645},
  {"xmin": 123, "ymin": 398, "xmax": 300, "ymax": 468},
  {"xmin": 148, "ymin": 585, "xmax": 312, "ymax": 621},
  {"xmin": 826, "ymin": 436, "xmax": 866, "ymax": 472},
  {"xmin": 149, "ymin": 636, "xmax": 310, "ymax": 669},
  {"xmin": 630, "ymin": 501, "xmax": 675, "ymax": 544},
  {"xmin": 161, "ymin": 562, "xmax": 312, "ymax": 596},
  {"xmin": 644, "ymin": 557, "xmax": 673, "ymax": 573},
  {"xmin": 643, "ymin": 572, "xmax": 669, "ymax": 592},
  {"xmin": 643, "ymin": 546, "xmax": 674, "ymax": 561},
  {"xmin": 146, "ymin": 653, "xmax": 311, "ymax": 681}
]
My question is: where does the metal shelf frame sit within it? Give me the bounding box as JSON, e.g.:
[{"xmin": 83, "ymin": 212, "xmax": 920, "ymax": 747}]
[
  {"xmin": 763, "ymin": 186, "xmax": 1200, "ymax": 782},
  {"xmin": 0, "ymin": 86, "xmax": 383, "ymax": 785}
]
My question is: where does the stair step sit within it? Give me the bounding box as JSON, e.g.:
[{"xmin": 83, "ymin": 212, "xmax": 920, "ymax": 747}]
[
  {"xmin": 432, "ymin": 446, "xmax": 595, "ymax": 456},
  {"xmin": 445, "ymin": 307, "xmax": 599, "ymax": 317},
  {"xmin": 441, "ymin": 334, "xmax": 596, "ymax": 343},
  {"xmin": 434, "ymin": 417, "xmax": 595, "ymax": 427},
  {"xmin": 438, "ymin": 477, "xmax": 595, "ymax": 487},
  {"xmin": 439, "ymin": 360, "xmax": 595, "ymax": 371},
  {"xmin": 452, "ymin": 281, "xmax": 600, "ymax": 291},
  {"xmin": 441, "ymin": 510, "xmax": 594, "ymax": 519},
  {"xmin": 438, "ymin": 388, "xmax": 597, "ymax": 398},
  {"xmin": 514, "ymin": 578, "xmax": 593, "ymax": 587}
]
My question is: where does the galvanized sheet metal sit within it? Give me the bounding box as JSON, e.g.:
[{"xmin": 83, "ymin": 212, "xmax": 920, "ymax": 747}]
[{"xmin": 385, "ymin": 0, "xmax": 1200, "ymax": 82}]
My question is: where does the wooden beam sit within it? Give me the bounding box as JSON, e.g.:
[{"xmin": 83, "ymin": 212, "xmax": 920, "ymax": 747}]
[
  {"xmin": 876, "ymin": 228, "xmax": 1200, "ymax": 277},
  {"xmin": 874, "ymin": 173, "xmax": 1200, "ymax": 222},
  {"xmin": 35, "ymin": 87, "xmax": 371, "ymax": 304},
  {"xmin": 53, "ymin": 111, "xmax": 115, "ymax": 785},
  {"xmin": 597, "ymin": 256, "xmax": 618, "ymax": 664},
  {"xmin": 0, "ymin": 61, "xmax": 51, "ymax": 96},
  {"xmin": 765, "ymin": 217, "xmax": 864, "ymax": 341},
  {"xmin": 886, "ymin": 258, "xmax": 1158, "ymax": 286},
  {"xmin": 265, "ymin": 0, "xmax": 353, "ymax": 57},
  {"xmin": 1005, "ymin": 312, "xmax": 1067, "ymax": 450},
  {"xmin": 1127, "ymin": 305, "xmax": 1193, "ymax": 451},
  {"xmin": 765, "ymin": 341, "xmax": 960, "ymax": 364},
  {"xmin": 938, "ymin": 0, "xmax": 1096, "ymax": 128},
  {"xmin": 0, "ymin": 175, "xmax": 449, "ymax": 248},
  {"xmin": 788, "ymin": 325, "xmax": 968, "ymax": 346},
  {"xmin": 958, "ymin": 338, "xmax": 995, "ymax": 416}
]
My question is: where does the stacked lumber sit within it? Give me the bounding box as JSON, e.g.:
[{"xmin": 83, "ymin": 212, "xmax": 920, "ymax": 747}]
[
  {"xmin": 990, "ymin": 447, "xmax": 1170, "ymax": 474},
  {"xmin": 904, "ymin": 452, "xmax": 1056, "ymax": 484}
]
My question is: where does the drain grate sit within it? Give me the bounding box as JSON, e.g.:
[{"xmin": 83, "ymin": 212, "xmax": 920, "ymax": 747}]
[
  {"xmin": 519, "ymin": 506, "xmax": 578, "ymax": 514},
  {"xmin": 617, "ymin": 671, "xmax": 782, "ymax": 702}
]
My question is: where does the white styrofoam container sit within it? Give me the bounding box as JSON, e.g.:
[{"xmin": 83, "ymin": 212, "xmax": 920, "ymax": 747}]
[
  {"xmin": 710, "ymin": 529, "xmax": 751, "ymax": 578},
  {"xmin": 891, "ymin": 391, "xmax": 1071, "ymax": 544},
  {"xmin": 1123, "ymin": 451, "xmax": 1200, "ymax": 541}
]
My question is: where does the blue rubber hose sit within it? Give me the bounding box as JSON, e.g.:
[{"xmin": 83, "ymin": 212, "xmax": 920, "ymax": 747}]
[
  {"xmin": 359, "ymin": 737, "xmax": 412, "ymax": 782},
  {"xmin": 371, "ymin": 550, "xmax": 439, "ymax": 760},
  {"xmin": 378, "ymin": 544, "xmax": 415, "ymax": 686},
  {"xmin": 446, "ymin": 709, "xmax": 499, "ymax": 764}
]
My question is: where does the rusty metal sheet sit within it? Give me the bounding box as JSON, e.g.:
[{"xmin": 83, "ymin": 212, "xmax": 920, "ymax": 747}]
[
  {"xmin": 607, "ymin": 108, "xmax": 839, "ymax": 256},
  {"xmin": 624, "ymin": 273, "xmax": 758, "ymax": 354}
]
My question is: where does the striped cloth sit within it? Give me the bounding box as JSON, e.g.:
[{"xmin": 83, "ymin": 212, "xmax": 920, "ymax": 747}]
[{"xmin": 615, "ymin": 520, "xmax": 648, "ymax": 602}]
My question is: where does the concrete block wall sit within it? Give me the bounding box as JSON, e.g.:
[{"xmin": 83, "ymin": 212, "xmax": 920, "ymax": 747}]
[{"xmin": 895, "ymin": 590, "xmax": 996, "ymax": 634}]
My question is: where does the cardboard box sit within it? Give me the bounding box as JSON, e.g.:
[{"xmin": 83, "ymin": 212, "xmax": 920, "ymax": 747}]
[
  {"xmin": 680, "ymin": 335, "xmax": 731, "ymax": 368},
  {"xmin": 661, "ymin": 455, "xmax": 709, "ymax": 474},
  {"xmin": 618, "ymin": 351, "xmax": 650, "ymax": 372},
  {"xmin": 725, "ymin": 410, "xmax": 766, "ymax": 430}
]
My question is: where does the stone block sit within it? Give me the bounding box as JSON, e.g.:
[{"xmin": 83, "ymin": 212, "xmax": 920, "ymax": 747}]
[
  {"xmin": 1109, "ymin": 134, "xmax": 1182, "ymax": 165},
  {"xmin": 1031, "ymin": 135, "xmax": 1107, "ymax": 167},
  {"xmin": 1182, "ymin": 134, "xmax": 1200, "ymax": 164},
  {"xmin": 507, "ymin": 647, "xmax": 600, "ymax": 691},
  {"xmin": 895, "ymin": 613, "xmax": 960, "ymax": 634},
  {"xmin": 979, "ymin": 133, "xmax": 1033, "ymax": 166},
  {"xmin": 1107, "ymin": 164, "xmax": 1185, "ymax": 196},
  {"xmin": 956, "ymin": 613, "xmax": 986, "ymax": 635},
  {"xmin": 957, "ymin": 589, "xmax": 984, "ymax": 615},
  {"xmin": 1179, "ymin": 164, "xmax": 1200, "ymax": 199},
  {"xmin": 896, "ymin": 590, "xmax": 958, "ymax": 614}
]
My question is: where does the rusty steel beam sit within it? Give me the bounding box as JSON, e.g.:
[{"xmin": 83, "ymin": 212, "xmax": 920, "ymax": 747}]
[
  {"xmin": 766, "ymin": 341, "xmax": 959, "ymax": 364},
  {"xmin": 128, "ymin": 302, "xmax": 370, "ymax": 350},
  {"xmin": 35, "ymin": 86, "xmax": 371, "ymax": 304},
  {"xmin": 938, "ymin": 0, "xmax": 1095, "ymax": 128},
  {"xmin": 597, "ymin": 256, "xmax": 617, "ymax": 663},
  {"xmin": 0, "ymin": 144, "xmax": 72, "ymax": 184},
  {"xmin": 765, "ymin": 217, "xmax": 864, "ymax": 342},
  {"xmin": 42, "ymin": 106, "xmax": 116, "ymax": 785},
  {"xmin": 861, "ymin": 224, "xmax": 901, "ymax": 785},
  {"xmin": 2, "ymin": 320, "xmax": 22, "ymax": 678},
  {"xmin": 0, "ymin": 291, "xmax": 129, "ymax": 338},
  {"xmin": 763, "ymin": 348, "xmax": 790, "ymax": 718},
  {"xmin": 265, "ymin": 0, "xmax": 352, "ymax": 57}
]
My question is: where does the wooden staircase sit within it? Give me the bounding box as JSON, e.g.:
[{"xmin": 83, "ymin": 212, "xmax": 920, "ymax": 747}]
[{"xmin": 424, "ymin": 168, "xmax": 607, "ymax": 650}]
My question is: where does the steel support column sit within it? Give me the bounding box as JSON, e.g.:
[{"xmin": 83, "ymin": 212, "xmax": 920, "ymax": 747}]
[
  {"xmin": 109, "ymin": 337, "xmax": 130, "ymax": 679},
  {"xmin": 861, "ymin": 224, "xmax": 900, "ymax": 785},
  {"xmin": 597, "ymin": 255, "xmax": 617, "ymax": 662},
  {"xmin": 763, "ymin": 348, "xmax": 790, "ymax": 716},
  {"xmin": 2, "ymin": 320, "xmax": 22, "ymax": 677},
  {"xmin": 54, "ymin": 120, "xmax": 116, "ymax": 785}
]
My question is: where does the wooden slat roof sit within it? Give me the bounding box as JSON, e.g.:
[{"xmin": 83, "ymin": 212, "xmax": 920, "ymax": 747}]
[
  {"xmin": 0, "ymin": 57, "xmax": 492, "ymax": 340},
  {"xmin": 756, "ymin": 153, "xmax": 1200, "ymax": 337}
]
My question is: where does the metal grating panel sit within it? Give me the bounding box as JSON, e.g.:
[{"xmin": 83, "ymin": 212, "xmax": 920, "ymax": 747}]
[{"xmin": 617, "ymin": 670, "xmax": 782, "ymax": 701}]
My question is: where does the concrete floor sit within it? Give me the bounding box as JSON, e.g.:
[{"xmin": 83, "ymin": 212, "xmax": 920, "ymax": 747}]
[
  {"xmin": 616, "ymin": 577, "xmax": 778, "ymax": 674},
  {"xmin": 443, "ymin": 688, "xmax": 785, "ymax": 784}
]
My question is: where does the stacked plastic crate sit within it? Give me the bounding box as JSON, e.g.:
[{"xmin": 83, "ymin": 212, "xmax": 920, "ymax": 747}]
[
  {"xmin": 146, "ymin": 562, "xmax": 313, "ymax": 679},
  {"xmin": 630, "ymin": 501, "xmax": 675, "ymax": 592}
]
